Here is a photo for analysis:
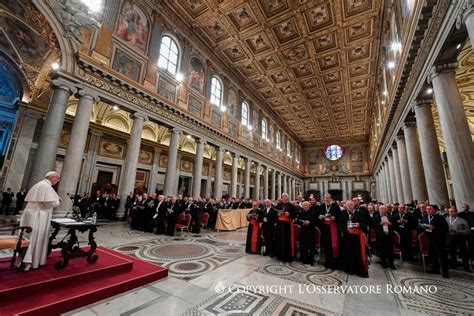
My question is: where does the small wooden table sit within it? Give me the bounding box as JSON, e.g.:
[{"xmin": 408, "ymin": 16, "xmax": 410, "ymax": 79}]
[{"xmin": 48, "ymin": 220, "xmax": 98, "ymax": 269}]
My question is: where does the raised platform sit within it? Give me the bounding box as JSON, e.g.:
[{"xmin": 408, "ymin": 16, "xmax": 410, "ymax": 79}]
[{"xmin": 0, "ymin": 246, "xmax": 168, "ymax": 315}]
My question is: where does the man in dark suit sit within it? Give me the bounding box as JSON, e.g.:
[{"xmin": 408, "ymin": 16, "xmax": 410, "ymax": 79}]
[
  {"xmin": 258, "ymin": 198, "xmax": 278, "ymax": 257},
  {"xmin": 1, "ymin": 188, "xmax": 14, "ymax": 214},
  {"xmin": 15, "ymin": 188, "xmax": 27, "ymax": 214},
  {"xmin": 154, "ymin": 194, "xmax": 168, "ymax": 234},
  {"xmin": 421, "ymin": 204, "xmax": 449, "ymax": 278},
  {"xmin": 166, "ymin": 196, "xmax": 181, "ymax": 236},
  {"xmin": 372, "ymin": 205, "xmax": 396, "ymax": 269},
  {"xmin": 392, "ymin": 204, "xmax": 417, "ymax": 261}
]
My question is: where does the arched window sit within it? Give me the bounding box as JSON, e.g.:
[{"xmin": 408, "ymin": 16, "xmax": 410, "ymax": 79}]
[
  {"xmin": 158, "ymin": 35, "xmax": 179, "ymax": 75},
  {"xmin": 210, "ymin": 76, "xmax": 222, "ymax": 107},
  {"xmin": 261, "ymin": 118, "xmax": 267, "ymax": 140},
  {"xmin": 276, "ymin": 131, "xmax": 281, "ymax": 149},
  {"xmin": 241, "ymin": 101, "xmax": 249, "ymax": 127}
]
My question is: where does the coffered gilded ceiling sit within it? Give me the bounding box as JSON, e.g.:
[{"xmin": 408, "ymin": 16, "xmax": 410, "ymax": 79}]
[{"xmin": 165, "ymin": 0, "xmax": 383, "ymax": 146}]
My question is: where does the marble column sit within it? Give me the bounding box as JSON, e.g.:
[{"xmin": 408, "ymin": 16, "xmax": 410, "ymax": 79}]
[
  {"xmin": 79, "ymin": 131, "xmax": 102, "ymax": 193},
  {"xmin": 430, "ymin": 63, "xmax": 474, "ymax": 207},
  {"xmin": 396, "ymin": 134, "xmax": 413, "ymax": 203},
  {"xmin": 175, "ymin": 154, "xmax": 182, "ymax": 195},
  {"xmin": 291, "ymin": 178, "xmax": 295, "ymax": 200},
  {"xmin": 387, "ymin": 151, "xmax": 398, "ymax": 203},
  {"xmin": 118, "ymin": 112, "xmax": 146, "ymax": 217},
  {"xmin": 148, "ymin": 148, "xmax": 162, "ymax": 195},
  {"xmin": 29, "ymin": 80, "xmax": 76, "ymax": 187},
  {"xmin": 376, "ymin": 167, "xmax": 383, "ymax": 202},
  {"xmin": 206, "ymin": 161, "xmax": 212, "ymax": 198},
  {"xmin": 263, "ymin": 165, "xmax": 269, "ymax": 199},
  {"xmin": 214, "ymin": 146, "xmax": 224, "ymax": 199},
  {"xmin": 403, "ymin": 120, "xmax": 428, "ymax": 202},
  {"xmin": 57, "ymin": 89, "xmax": 99, "ymax": 216},
  {"xmin": 282, "ymin": 174, "xmax": 287, "ymax": 194},
  {"xmin": 385, "ymin": 157, "xmax": 394, "ymax": 203},
  {"xmin": 277, "ymin": 172, "xmax": 282, "ymax": 198},
  {"xmin": 244, "ymin": 158, "xmax": 251, "ymax": 199},
  {"xmin": 391, "ymin": 143, "xmax": 404, "ymax": 203},
  {"xmin": 192, "ymin": 139, "xmax": 205, "ymax": 198},
  {"xmin": 461, "ymin": 4, "xmax": 474, "ymax": 49},
  {"xmin": 415, "ymin": 99, "xmax": 449, "ymax": 206},
  {"xmin": 237, "ymin": 168, "xmax": 243, "ymax": 198},
  {"xmin": 271, "ymin": 169, "xmax": 276, "ymax": 200},
  {"xmin": 230, "ymin": 153, "xmax": 239, "ymax": 198},
  {"xmin": 254, "ymin": 162, "xmax": 261, "ymax": 200},
  {"xmin": 380, "ymin": 163, "xmax": 388, "ymax": 202},
  {"xmin": 164, "ymin": 128, "xmax": 180, "ymax": 196},
  {"xmin": 3, "ymin": 110, "xmax": 41, "ymax": 191},
  {"xmin": 381, "ymin": 167, "xmax": 387, "ymax": 202}
]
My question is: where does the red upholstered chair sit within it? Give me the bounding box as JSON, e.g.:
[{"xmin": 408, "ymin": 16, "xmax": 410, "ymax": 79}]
[
  {"xmin": 393, "ymin": 231, "xmax": 402, "ymax": 265},
  {"xmin": 175, "ymin": 213, "xmax": 192, "ymax": 233},
  {"xmin": 176, "ymin": 213, "xmax": 185, "ymax": 225},
  {"xmin": 418, "ymin": 232, "xmax": 430, "ymax": 271},
  {"xmin": 200, "ymin": 212, "xmax": 210, "ymax": 229}
]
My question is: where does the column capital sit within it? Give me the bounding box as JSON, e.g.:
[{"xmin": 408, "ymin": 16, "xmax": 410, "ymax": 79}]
[
  {"xmin": 402, "ymin": 118, "xmax": 417, "ymax": 129},
  {"xmin": 77, "ymin": 88, "xmax": 100, "ymax": 102},
  {"xmin": 396, "ymin": 132, "xmax": 405, "ymax": 141},
  {"xmin": 456, "ymin": 0, "xmax": 474, "ymax": 29},
  {"xmin": 392, "ymin": 142, "xmax": 397, "ymax": 150},
  {"xmin": 196, "ymin": 138, "xmax": 207, "ymax": 145},
  {"xmin": 429, "ymin": 62, "xmax": 458, "ymax": 82},
  {"xmin": 384, "ymin": 156, "xmax": 389, "ymax": 162},
  {"xmin": 231, "ymin": 152, "xmax": 240, "ymax": 159},
  {"xmin": 23, "ymin": 110, "xmax": 42, "ymax": 120},
  {"xmin": 51, "ymin": 79, "xmax": 77, "ymax": 94},
  {"xmin": 90, "ymin": 130, "xmax": 103, "ymax": 137},
  {"xmin": 216, "ymin": 146, "xmax": 226, "ymax": 153},
  {"xmin": 131, "ymin": 111, "xmax": 148, "ymax": 121},
  {"xmin": 414, "ymin": 98, "xmax": 433, "ymax": 110},
  {"xmin": 171, "ymin": 127, "xmax": 181, "ymax": 134}
]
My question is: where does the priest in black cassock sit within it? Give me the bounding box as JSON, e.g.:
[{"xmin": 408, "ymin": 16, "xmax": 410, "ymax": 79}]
[
  {"xmin": 353, "ymin": 197, "xmax": 371, "ymax": 235},
  {"xmin": 245, "ymin": 200, "xmax": 262, "ymax": 254},
  {"xmin": 341, "ymin": 200, "xmax": 369, "ymax": 278},
  {"xmin": 259, "ymin": 199, "xmax": 278, "ymax": 257},
  {"xmin": 318, "ymin": 194, "xmax": 342, "ymax": 269},
  {"xmin": 296, "ymin": 201, "xmax": 317, "ymax": 265},
  {"xmin": 274, "ymin": 193, "xmax": 297, "ymax": 262}
]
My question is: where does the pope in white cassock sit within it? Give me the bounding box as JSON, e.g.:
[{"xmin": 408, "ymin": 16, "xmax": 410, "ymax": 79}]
[{"xmin": 18, "ymin": 171, "xmax": 61, "ymax": 271}]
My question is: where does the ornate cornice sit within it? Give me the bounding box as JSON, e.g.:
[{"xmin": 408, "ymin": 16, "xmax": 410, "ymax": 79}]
[
  {"xmin": 74, "ymin": 62, "xmax": 302, "ymax": 177},
  {"xmin": 373, "ymin": 0, "xmax": 452, "ymax": 172}
]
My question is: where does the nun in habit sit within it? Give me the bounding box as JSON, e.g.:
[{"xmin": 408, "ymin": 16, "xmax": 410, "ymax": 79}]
[{"xmin": 17, "ymin": 171, "xmax": 61, "ymax": 271}]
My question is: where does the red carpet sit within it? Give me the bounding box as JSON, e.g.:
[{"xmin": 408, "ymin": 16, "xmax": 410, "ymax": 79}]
[{"xmin": 0, "ymin": 246, "xmax": 168, "ymax": 316}]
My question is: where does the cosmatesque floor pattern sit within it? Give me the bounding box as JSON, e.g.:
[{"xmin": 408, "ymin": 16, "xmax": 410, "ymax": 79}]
[{"xmin": 54, "ymin": 223, "xmax": 474, "ymax": 316}]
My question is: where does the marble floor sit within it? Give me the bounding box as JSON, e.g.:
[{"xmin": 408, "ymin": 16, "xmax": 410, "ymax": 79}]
[{"xmin": 15, "ymin": 222, "xmax": 474, "ymax": 316}]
